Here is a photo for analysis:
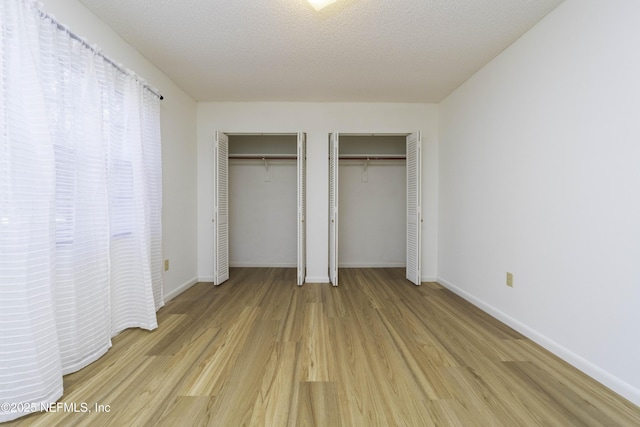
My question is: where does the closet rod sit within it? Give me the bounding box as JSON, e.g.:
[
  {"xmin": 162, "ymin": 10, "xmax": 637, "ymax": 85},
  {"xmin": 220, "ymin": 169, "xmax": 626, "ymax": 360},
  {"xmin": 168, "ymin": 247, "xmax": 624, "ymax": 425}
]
[
  {"xmin": 338, "ymin": 155, "xmax": 406, "ymax": 160},
  {"xmin": 229, "ymin": 154, "xmax": 297, "ymax": 160}
]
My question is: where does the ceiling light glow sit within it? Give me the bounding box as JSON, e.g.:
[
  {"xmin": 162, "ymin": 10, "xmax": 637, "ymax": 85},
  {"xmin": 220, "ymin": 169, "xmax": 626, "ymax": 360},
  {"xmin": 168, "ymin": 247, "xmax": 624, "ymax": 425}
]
[{"xmin": 307, "ymin": 0, "xmax": 337, "ymax": 11}]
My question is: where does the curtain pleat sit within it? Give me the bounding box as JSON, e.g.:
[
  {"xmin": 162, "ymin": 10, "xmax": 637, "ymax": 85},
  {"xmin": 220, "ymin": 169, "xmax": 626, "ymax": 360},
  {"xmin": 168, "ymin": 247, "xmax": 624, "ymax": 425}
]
[
  {"xmin": 109, "ymin": 77, "xmax": 159, "ymax": 335},
  {"xmin": 143, "ymin": 91, "xmax": 164, "ymax": 312},
  {"xmin": 0, "ymin": 0, "xmax": 163, "ymax": 422},
  {"xmin": 0, "ymin": 1, "xmax": 63, "ymax": 414}
]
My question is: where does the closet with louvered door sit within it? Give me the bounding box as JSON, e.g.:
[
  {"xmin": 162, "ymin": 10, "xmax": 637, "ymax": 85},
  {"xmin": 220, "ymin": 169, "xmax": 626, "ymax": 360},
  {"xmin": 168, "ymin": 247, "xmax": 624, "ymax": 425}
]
[
  {"xmin": 214, "ymin": 132, "xmax": 306, "ymax": 286},
  {"xmin": 328, "ymin": 133, "xmax": 421, "ymax": 286}
]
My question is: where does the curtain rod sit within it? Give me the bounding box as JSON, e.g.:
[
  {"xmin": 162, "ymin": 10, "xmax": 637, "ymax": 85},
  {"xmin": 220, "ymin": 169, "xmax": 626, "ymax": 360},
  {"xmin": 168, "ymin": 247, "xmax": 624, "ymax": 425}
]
[{"xmin": 33, "ymin": 4, "xmax": 164, "ymax": 101}]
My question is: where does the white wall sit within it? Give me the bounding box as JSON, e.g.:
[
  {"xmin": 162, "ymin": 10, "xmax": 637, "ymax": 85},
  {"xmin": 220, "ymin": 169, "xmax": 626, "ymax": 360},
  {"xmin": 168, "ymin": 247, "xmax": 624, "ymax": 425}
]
[
  {"xmin": 197, "ymin": 103, "xmax": 438, "ymax": 283},
  {"xmin": 439, "ymin": 0, "xmax": 640, "ymax": 405},
  {"xmin": 229, "ymin": 161, "xmax": 297, "ymax": 267},
  {"xmin": 339, "ymin": 161, "xmax": 406, "ymax": 267},
  {"xmin": 40, "ymin": 0, "xmax": 199, "ymax": 301}
]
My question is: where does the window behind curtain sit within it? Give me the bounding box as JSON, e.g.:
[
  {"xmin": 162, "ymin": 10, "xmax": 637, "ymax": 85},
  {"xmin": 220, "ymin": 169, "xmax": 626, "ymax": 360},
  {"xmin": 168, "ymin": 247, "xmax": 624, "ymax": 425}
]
[{"xmin": 0, "ymin": 1, "xmax": 164, "ymax": 421}]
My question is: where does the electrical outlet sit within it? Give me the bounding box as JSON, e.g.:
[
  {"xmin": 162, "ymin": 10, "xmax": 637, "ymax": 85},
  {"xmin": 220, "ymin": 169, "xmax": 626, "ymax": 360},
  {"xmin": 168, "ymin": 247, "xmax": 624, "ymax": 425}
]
[
  {"xmin": 506, "ymin": 272, "xmax": 513, "ymax": 287},
  {"xmin": 164, "ymin": 259, "xmax": 169, "ymax": 271}
]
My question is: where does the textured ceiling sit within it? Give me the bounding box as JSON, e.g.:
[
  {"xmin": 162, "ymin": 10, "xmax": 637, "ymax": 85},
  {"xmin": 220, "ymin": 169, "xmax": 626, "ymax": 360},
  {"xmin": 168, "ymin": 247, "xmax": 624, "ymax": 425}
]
[{"xmin": 78, "ymin": 0, "xmax": 564, "ymax": 102}]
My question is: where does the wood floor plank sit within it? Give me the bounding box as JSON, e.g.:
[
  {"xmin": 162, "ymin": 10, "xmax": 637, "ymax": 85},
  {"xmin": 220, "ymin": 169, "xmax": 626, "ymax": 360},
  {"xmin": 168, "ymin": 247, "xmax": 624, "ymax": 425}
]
[
  {"xmin": 321, "ymin": 282, "xmax": 348, "ymax": 319},
  {"xmin": 300, "ymin": 302, "xmax": 334, "ymax": 382},
  {"xmin": 296, "ymin": 382, "xmax": 341, "ymax": 427},
  {"xmin": 156, "ymin": 397, "xmax": 216, "ymax": 427},
  {"xmin": 258, "ymin": 279, "xmax": 298, "ymax": 321},
  {"xmin": 6, "ymin": 267, "xmax": 640, "ymax": 426},
  {"xmin": 275, "ymin": 287, "xmax": 306, "ymax": 342},
  {"xmin": 146, "ymin": 297, "xmax": 222, "ymax": 356},
  {"xmin": 248, "ymin": 342, "xmax": 301, "ymax": 427},
  {"xmin": 355, "ymin": 321, "xmax": 435, "ymax": 426},
  {"xmin": 376, "ymin": 307, "xmax": 454, "ymax": 401},
  {"xmin": 179, "ymin": 306, "xmax": 260, "ymax": 396},
  {"xmin": 426, "ymin": 399, "xmax": 484, "ymax": 427},
  {"xmin": 329, "ymin": 315, "xmax": 403, "ymax": 426},
  {"xmin": 203, "ymin": 324, "xmax": 278, "ymax": 426}
]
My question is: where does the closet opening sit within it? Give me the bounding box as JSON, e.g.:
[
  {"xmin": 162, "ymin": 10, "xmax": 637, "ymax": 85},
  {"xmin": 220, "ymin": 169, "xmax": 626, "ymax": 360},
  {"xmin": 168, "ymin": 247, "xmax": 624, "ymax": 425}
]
[
  {"xmin": 213, "ymin": 132, "xmax": 306, "ymax": 286},
  {"xmin": 329, "ymin": 132, "xmax": 421, "ymax": 287}
]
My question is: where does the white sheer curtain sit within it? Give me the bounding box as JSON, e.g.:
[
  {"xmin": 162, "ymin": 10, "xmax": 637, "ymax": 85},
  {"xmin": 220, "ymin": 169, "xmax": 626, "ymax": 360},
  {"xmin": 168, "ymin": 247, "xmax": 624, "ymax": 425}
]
[{"xmin": 0, "ymin": 0, "xmax": 163, "ymax": 422}]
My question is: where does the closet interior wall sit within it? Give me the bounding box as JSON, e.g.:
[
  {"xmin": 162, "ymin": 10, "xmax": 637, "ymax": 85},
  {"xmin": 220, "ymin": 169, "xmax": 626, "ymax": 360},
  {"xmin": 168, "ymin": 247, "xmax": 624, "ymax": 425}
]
[
  {"xmin": 228, "ymin": 135, "xmax": 297, "ymax": 267},
  {"xmin": 339, "ymin": 135, "xmax": 407, "ymax": 268}
]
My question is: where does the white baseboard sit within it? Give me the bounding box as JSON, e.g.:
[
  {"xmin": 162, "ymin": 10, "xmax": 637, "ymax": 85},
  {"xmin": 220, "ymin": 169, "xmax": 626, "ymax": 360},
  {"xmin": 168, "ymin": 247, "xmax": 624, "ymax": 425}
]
[
  {"xmin": 229, "ymin": 262, "xmax": 297, "ymax": 268},
  {"xmin": 163, "ymin": 276, "xmax": 199, "ymax": 303},
  {"xmin": 436, "ymin": 276, "xmax": 640, "ymax": 407},
  {"xmin": 421, "ymin": 276, "xmax": 438, "ymax": 283},
  {"xmin": 305, "ymin": 276, "xmax": 330, "ymax": 283},
  {"xmin": 338, "ymin": 262, "xmax": 405, "ymax": 268},
  {"xmin": 198, "ymin": 275, "xmax": 214, "ymax": 283}
]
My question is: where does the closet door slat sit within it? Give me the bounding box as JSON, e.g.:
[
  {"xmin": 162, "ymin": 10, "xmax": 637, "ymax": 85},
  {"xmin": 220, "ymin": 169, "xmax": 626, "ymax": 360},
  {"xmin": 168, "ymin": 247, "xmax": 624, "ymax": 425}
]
[
  {"xmin": 214, "ymin": 131, "xmax": 230, "ymax": 285},
  {"xmin": 406, "ymin": 132, "xmax": 422, "ymax": 285},
  {"xmin": 297, "ymin": 133, "xmax": 306, "ymax": 286},
  {"xmin": 329, "ymin": 132, "xmax": 339, "ymax": 286}
]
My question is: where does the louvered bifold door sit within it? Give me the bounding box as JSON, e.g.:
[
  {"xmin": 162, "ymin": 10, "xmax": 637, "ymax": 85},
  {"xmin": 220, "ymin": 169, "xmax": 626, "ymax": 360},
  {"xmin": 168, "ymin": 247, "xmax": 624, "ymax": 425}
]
[
  {"xmin": 329, "ymin": 133, "xmax": 339, "ymax": 286},
  {"xmin": 297, "ymin": 132, "xmax": 306, "ymax": 286},
  {"xmin": 406, "ymin": 132, "xmax": 422, "ymax": 285},
  {"xmin": 214, "ymin": 131, "xmax": 230, "ymax": 285}
]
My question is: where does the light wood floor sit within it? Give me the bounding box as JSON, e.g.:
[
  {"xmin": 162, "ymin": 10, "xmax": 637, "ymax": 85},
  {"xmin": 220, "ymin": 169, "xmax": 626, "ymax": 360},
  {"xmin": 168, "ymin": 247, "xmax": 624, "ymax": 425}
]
[{"xmin": 7, "ymin": 268, "xmax": 640, "ymax": 426}]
